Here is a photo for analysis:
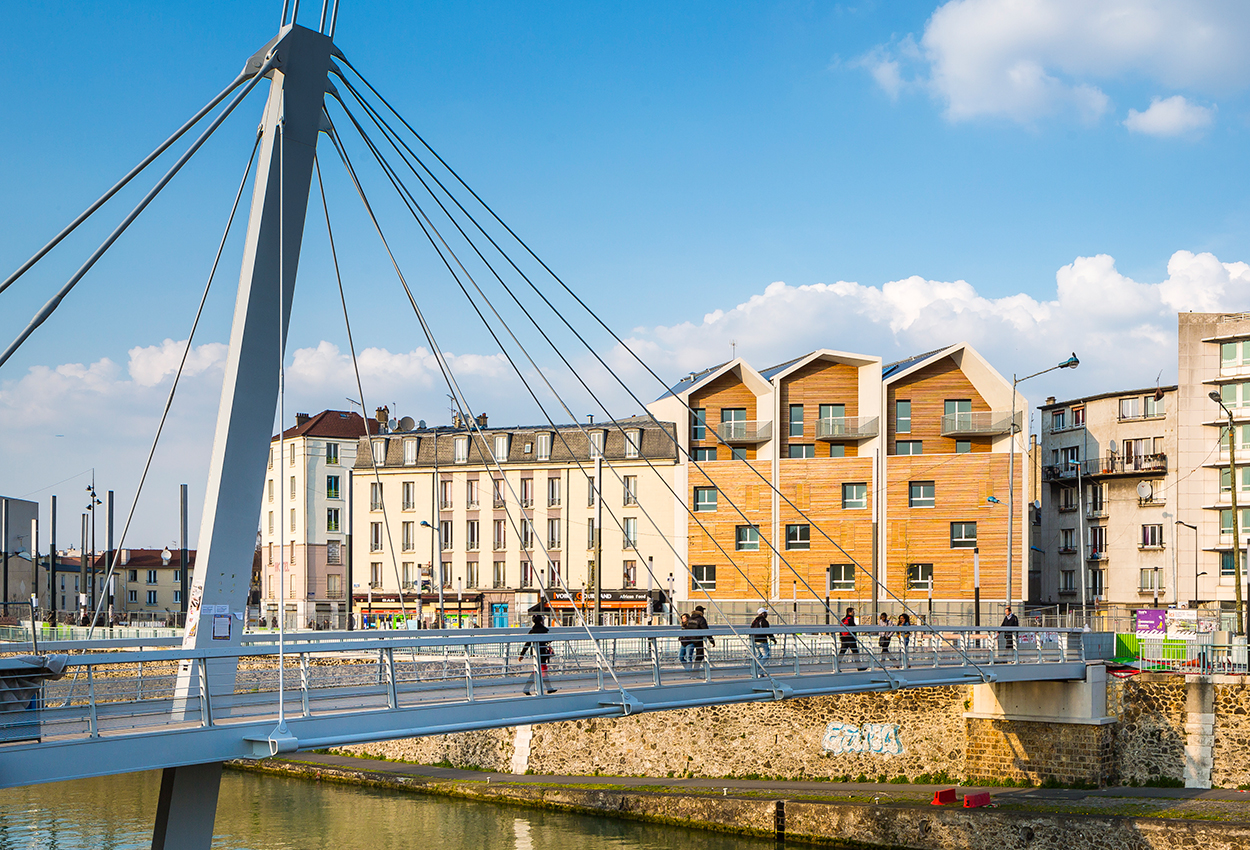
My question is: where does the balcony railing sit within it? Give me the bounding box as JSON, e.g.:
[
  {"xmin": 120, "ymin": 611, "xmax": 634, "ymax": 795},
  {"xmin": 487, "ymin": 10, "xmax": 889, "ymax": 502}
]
[
  {"xmin": 815, "ymin": 416, "xmax": 879, "ymax": 440},
  {"xmin": 939, "ymin": 410, "xmax": 1020, "ymax": 437},
  {"xmin": 493, "ymin": 497, "xmax": 505, "ymax": 508},
  {"xmin": 440, "ymin": 499, "xmax": 453, "ymax": 510},
  {"xmin": 1042, "ymin": 453, "xmax": 1168, "ymax": 481},
  {"xmin": 716, "ymin": 420, "xmax": 772, "ymax": 444},
  {"xmin": 1087, "ymin": 549, "xmax": 1107, "ymax": 561}
]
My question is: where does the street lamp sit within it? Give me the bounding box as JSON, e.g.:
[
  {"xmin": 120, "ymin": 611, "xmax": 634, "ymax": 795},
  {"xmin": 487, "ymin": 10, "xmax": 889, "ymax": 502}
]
[
  {"xmin": 1009, "ymin": 354, "xmax": 1079, "ymax": 615},
  {"xmin": 1176, "ymin": 520, "xmax": 1199, "ymax": 610},
  {"xmin": 421, "ymin": 519, "xmax": 440, "ymax": 628},
  {"xmin": 1210, "ymin": 390, "xmax": 1246, "ymax": 635}
]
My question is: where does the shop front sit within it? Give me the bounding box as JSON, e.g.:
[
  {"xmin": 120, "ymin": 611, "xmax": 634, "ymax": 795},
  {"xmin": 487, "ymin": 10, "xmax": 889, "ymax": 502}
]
[
  {"xmin": 530, "ymin": 589, "xmax": 656, "ymax": 626},
  {"xmin": 418, "ymin": 593, "xmax": 483, "ymax": 629}
]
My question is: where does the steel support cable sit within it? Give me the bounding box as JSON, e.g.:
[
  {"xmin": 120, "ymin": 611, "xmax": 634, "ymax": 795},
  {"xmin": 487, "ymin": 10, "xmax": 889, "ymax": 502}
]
[
  {"xmin": 338, "ymin": 79, "xmax": 821, "ymax": 637},
  {"xmin": 330, "ymin": 105, "xmax": 785, "ymax": 685},
  {"xmin": 334, "ymin": 98, "xmax": 789, "ymax": 668},
  {"xmin": 276, "ymin": 108, "xmax": 290, "ymax": 736},
  {"xmin": 323, "ymin": 123, "xmax": 633, "ymax": 694},
  {"xmin": 336, "ymin": 62, "xmax": 973, "ymax": 673},
  {"xmin": 0, "ymin": 70, "xmax": 256, "ymax": 298},
  {"xmin": 0, "ymin": 52, "xmax": 278, "ymax": 372},
  {"xmin": 63, "ymin": 133, "xmax": 262, "ymax": 696},
  {"xmin": 313, "ymin": 153, "xmax": 410, "ymax": 623}
]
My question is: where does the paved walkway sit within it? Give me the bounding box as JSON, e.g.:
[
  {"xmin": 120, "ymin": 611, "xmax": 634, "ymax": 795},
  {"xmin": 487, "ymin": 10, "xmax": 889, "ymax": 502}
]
[{"xmin": 283, "ymin": 751, "xmax": 1250, "ymax": 804}]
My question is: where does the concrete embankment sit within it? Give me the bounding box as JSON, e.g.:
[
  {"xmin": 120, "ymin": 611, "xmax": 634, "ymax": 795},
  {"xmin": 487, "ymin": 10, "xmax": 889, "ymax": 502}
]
[{"xmin": 229, "ymin": 753, "xmax": 1250, "ymax": 850}]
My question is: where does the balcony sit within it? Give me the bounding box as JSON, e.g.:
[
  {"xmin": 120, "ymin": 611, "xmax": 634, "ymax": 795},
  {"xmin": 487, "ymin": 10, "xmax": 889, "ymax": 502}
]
[
  {"xmin": 1085, "ymin": 454, "xmax": 1167, "ymax": 477},
  {"xmin": 1087, "ymin": 549, "xmax": 1107, "ymax": 562},
  {"xmin": 493, "ymin": 497, "xmax": 506, "ymax": 508},
  {"xmin": 440, "ymin": 499, "xmax": 453, "ymax": 510},
  {"xmin": 1057, "ymin": 546, "xmax": 1077, "ymax": 555},
  {"xmin": 716, "ymin": 420, "xmax": 772, "ymax": 444},
  {"xmin": 467, "ymin": 500, "xmax": 480, "ymax": 510},
  {"xmin": 815, "ymin": 416, "xmax": 879, "ymax": 441},
  {"xmin": 939, "ymin": 410, "xmax": 1020, "ymax": 437}
]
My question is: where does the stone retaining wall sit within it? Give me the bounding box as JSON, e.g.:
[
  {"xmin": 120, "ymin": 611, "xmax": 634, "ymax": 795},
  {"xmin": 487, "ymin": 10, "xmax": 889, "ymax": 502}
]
[{"xmin": 964, "ymin": 719, "xmax": 1114, "ymax": 786}]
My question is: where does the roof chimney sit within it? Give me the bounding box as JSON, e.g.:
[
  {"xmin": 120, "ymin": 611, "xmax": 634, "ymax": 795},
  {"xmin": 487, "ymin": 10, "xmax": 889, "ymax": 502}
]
[
  {"xmin": 295, "ymin": 412, "xmax": 311, "ymax": 426},
  {"xmin": 1045, "ymin": 396, "xmax": 1056, "ymax": 405},
  {"xmin": 452, "ymin": 411, "xmax": 463, "ymax": 429},
  {"xmin": 587, "ymin": 414, "xmax": 594, "ymax": 425},
  {"xmin": 121, "ymin": 549, "xmax": 130, "ymax": 566},
  {"xmin": 475, "ymin": 412, "xmax": 488, "ymax": 428},
  {"xmin": 375, "ymin": 405, "xmax": 390, "ymax": 433}
]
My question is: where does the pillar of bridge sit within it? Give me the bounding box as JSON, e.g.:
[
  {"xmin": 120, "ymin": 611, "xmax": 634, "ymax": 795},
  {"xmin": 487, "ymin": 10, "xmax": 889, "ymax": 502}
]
[
  {"xmin": 966, "ymin": 663, "xmax": 1113, "ymax": 725},
  {"xmin": 150, "ymin": 763, "xmax": 223, "ymax": 850}
]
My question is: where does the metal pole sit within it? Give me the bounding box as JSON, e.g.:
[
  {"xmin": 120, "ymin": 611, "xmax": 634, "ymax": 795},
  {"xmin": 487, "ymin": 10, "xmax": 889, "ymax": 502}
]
[
  {"xmin": 594, "ymin": 453, "xmax": 603, "ymax": 626},
  {"xmin": 1229, "ymin": 409, "xmax": 1244, "ymax": 635},
  {"xmin": 1007, "ymin": 377, "xmax": 1016, "ymax": 613},
  {"xmin": 646, "ymin": 555, "xmax": 653, "ymax": 624},
  {"xmin": 1, "ymin": 497, "xmax": 8, "ymax": 605},
  {"xmin": 434, "ymin": 430, "xmax": 442, "ymax": 628},
  {"xmin": 49, "ymin": 495, "xmax": 56, "ymax": 619},
  {"xmin": 180, "ymin": 484, "xmax": 189, "ymax": 619},
  {"xmin": 106, "ymin": 490, "xmax": 114, "ymax": 624},
  {"xmin": 30, "ymin": 518, "xmax": 38, "ymax": 620},
  {"xmin": 79, "ymin": 514, "xmax": 87, "ymax": 623},
  {"xmin": 1076, "ymin": 460, "xmax": 1087, "ymax": 617},
  {"xmin": 973, "ymin": 547, "xmax": 981, "ymax": 628},
  {"xmin": 668, "ymin": 573, "xmax": 674, "ymax": 626}
]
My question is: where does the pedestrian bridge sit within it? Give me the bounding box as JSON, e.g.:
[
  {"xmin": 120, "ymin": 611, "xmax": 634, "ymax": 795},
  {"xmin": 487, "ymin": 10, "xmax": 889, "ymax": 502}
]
[{"xmin": 0, "ymin": 624, "xmax": 1091, "ymax": 789}]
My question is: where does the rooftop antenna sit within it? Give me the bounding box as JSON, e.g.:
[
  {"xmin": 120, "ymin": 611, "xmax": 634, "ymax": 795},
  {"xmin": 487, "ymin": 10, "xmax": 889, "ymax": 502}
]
[{"xmin": 731, "ymin": 339, "xmax": 737, "ymax": 359}]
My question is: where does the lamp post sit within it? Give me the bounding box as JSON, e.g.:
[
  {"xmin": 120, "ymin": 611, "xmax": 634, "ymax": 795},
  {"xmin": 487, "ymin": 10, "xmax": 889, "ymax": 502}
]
[
  {"xmin": 1210, "ymin": 391, "xmax": 1245, "ymax": 635},
  {"xmin": 1009, "ymin": 354, "xmax": 1079, "ymax": 615},
  {"xmin": 1176, "ymin": 520, "xmax": 1198, "ymax": 609},
  {"xmin": 421, "ymin": 519, "xmax": 438, "ymax": 628}
]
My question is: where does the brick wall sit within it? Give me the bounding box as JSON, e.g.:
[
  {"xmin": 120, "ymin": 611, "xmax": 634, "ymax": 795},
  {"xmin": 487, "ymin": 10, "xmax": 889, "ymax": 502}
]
[{"xmin": 965, "ymin": 718, "xmax": 1115, "ymax": 786}]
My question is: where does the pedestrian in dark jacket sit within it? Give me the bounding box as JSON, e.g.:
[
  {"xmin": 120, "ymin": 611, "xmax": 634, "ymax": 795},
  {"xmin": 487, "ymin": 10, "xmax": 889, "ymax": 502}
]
[
  {"xmin": 839, "ymin": 607, "xmax": 865, "ymax": 670},
  {"xmin": 878, "ymin": 612, "xmax": 894, "ymax": 661},
  {"xmin": 678, "ymin": 613, "xmax": 694, "ymax": 669},
  {"xmin": 520, "ymin": 614, "xmax": 557, "ymax": 695},
  {"xmin": 1001, "ymin": 607, "xmax": 1019, "ymax": 650},
  {"xmin": 750, "ymin": 607, "xmax": 775, "ymax": 664},
  {"xmin": 685, "ymin": 606, "xmax": 711, "ymax": 670}
]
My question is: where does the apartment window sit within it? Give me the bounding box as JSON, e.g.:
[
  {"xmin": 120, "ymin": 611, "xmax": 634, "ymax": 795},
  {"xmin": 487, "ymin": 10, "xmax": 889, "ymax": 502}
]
[
  {"xmin": 546, "ymin": 560, "xmax": 561, "ymax": 588},
  {"xmin": 439, "ymin": 479, "xmax": 453, "ymax": 509},
  {"xmin": 907, "ymin": 563, "xmax": 933, "ymax": 591},
  {"xmin": 371, "ymin": 439, "xmax": 386, "ymax": 464},
  {"xmin": 493, "ymin": 561, "xmax": 506, "ymax": 588},
  {"xmin": 789, "ymin": 444, "xmax": 815, "ymax": 458},
  {"xmin": 403, "ymin": 438, "xmax": 418, "ymax": 466},
  {"xmin": 587, "ymin": 476, "xmax": 598, "ymax": 507},
  {"xmin": 326, "ymin": 443, "xmax": 339, "ymax": 465},
  {"xmin": 691, "ymin": 409, "xmax": 707, "ymax": 441},
  {"xmin": 147, "ymin": 590, "xmax": 158, "ymax": 605},
  {"xmin": 1118, "ymin": 397, "xmax": 1140, "ymax": 419},
  {"xmin": 268, "ymin": 479, "xmax": 274, "ymax": 502},
  {"xmin": 370, "ymin": 482, "xmax": 383, "ymax": 511},
  {"xmin": 1220, "ymin": 467, "xmax": 1250, "ymax": 494},
  {"xmin": 370, "ymin": 523, "xmax": 383, "ymax": 552},
  {"xmin": 547, "ymin": 477, "xmax": 561, "ymax": 507},
  {"xmin": 438, "ymin": 520, "xmax": 453, "ymax": 551},
  {"xmin": 1060, "ymin": 570, "xmax": 1076, "ymax": 592},
  {"xmin": 521, "ymin": 560, "xmax": 534, "ymax": 588},
  {"xmin": 494, "ymin": 434, "xmax": 509, "ymax": 461},
  {"xmin": 521, "ymin": 519, "xmax": 534, "ymax": 550},
  {"xmin": 289, "ymin": 447, "xmax": 295, "ymax": 466},
  {"xmin": 536, "ymin": 433, "xmax": 552, "ymax": 460},
  {"xmin": 146, "ymin": 570, "xmax": 158, "ymax": 584},
  {"xmin": 466, "ymin": 562, "xmax": 479, "ymax": 589},
  {"xmin": 720, "ymin": 408, "xmax": 747, "ymax": 440},
  {"xmin": 587, "ymin": 519, "xmax": 596, "ymax": 549},
  {"xmin": 290, "ymin": 508, "xmax": 296, "ymax": 532},
  {"xmin": 950, "ymin": 521, "xmax": 977, "ymax": 548},
  {"xmin": 909, "ymin": 481, "xmax": 935, "ymax": 508},
  {"xmin": 842, "ymin": 483, "xmax": 867, "ymax": 509},
  {"xmin": 467, "ymin": 520, "xmax": 480, "ymax": 551},
  {"xmin": 623, "ymin": 560, "xmax": 637, "ymax": 587},
  {"xmin": 268, "ymin": 511, "xmax": 274, "ymax": 534},
  {"xmin": 896, "ymin": 400, "xmax": 911, "ymax": 433},
  {"xmin": 829, "ymin": 564, "xmax": 854, "ymax": 592},
  {"xmin": 1144, "ymin": 394, "xmax": 1165, "ymax": 417},
  {"xmin": 326, "ymin": 475, "xmax": 340, "ymax": 500},
  {"xmin": 494, "ymin": 479, "xmax": 506, "ymax": 508},
  {"xmin": 1059, "ymin": 528, "xmax": 1075, "ymax": 553},
  {"xmin": 327, "ymin": 540, "xmax": 342, "ymax": 566},
  {"xmin": 400, "ymin": 482, "xmax": 415, "ymax": 511},
  {"xmin": 623, "ymin": 475, "xmax": 638, "ymax": 505},
  {"xmin": 1051, "ymin": 409, "xmax": 1066, "ymax": 431},
  {"xmin": 625, "ymin": 429, "xmax": 641, "ymax": 458},
  {"xmin": 945, "ymin": 400, "xmax": 972, "ymax": 434},
  {"xmin": 623, "ymin": 517, "xmax": 638, "ymax": 548},
  {"xmin": 691, "ymin": 564, "xmax": 716, "ymax": 591},
  {"xmin": 786, "ymin": 524, "xmax": 810, "ymax": 550},
  {"xmin": 896, "ymin": 441, "xmax": 922, "ymax": 455},
  {"xmin": 268, "ymin": 449, "xmax": 273, "ymax": 470},
  {"xmin": 290, "ymin": 475, "xmax": 297, "ymax": 500},
  {"xmin": 590, "ymin": 430, "xmax": 604, "ymax": 458},
  {"xmin": 493, "ymin": 519, "xmax": 507, "ymax": 550},
  {"xmin": 1059, "ymin": 487, "xmax": 1076, "ymax": 511},
  {"xmin": 466, "ymin": 479, "xmax": 479, "ymax": 508},
  {"xmin": 789, "ymin": 404, "xmax": 804, "ymax": 437},
  {"xmin": 1088, "ymin": 568, "xmax": 1105, "ymax": 596},
  {"xmin": 1219, "ymin": 509, "xmax": 1250, "ymax": 536},
  {"xmin": 694, "ymin": 487, "xmax": 717, "ymax": 512},
  {"xmin": 1140, "ymin": 569, "xmax": 1163, "ymax": 591},
  {"xmin": 735, "ymin": 525, "xmax": 760, "ymax": 551},
  {"xmin": 692, "ymin": 447, "xmax": 717, "ymax": 462},
  {"xmin": 440, "ymin": 562, "xmax": 452, "ymax": 588},
  {"xmin": 1088, "ymin": 526, "xmax": 1107, "ymax": 557},
  {"xmin": 1223, "ymin": 341, "xmax": 1250, "ymax": 367},
  {"xmin": 454, "ymin": 436, "xmax": 469, "ymax": 463},
  {"xmin": 402, "ymin": 521, "xmax": 415, "ymax": 552},
  {"xmin": 128, "ymin": 590, "xmax": 138, "ymax": 604},
  {"xmin": 820, "ymin": 404, "xmax": 845, "ymax": 430},
  {"xmin": 128, "ymin": 570, "xmax": 137, "ymax": 582},
  {"xmin": 1072, "ymin": 406, "xmax": 1085, "ymax": 426},
  {"xmin": 370, "ymin": 562, "xmax": 382, "ymax": 587},
  {"xmin": 547, "ymin": 518, "xmax": 561, "ymax": 550},
  {"xmin": 955, "ymin": 440, "xmax": 971, "ymax": 454},
  {"xmin": 401, "ymin": 562, "xmax": 415, "ymax": 588},
  {"xmin": 731, "ymin": 448, "xmax": 747, "ymax": 461},
  {"xmin": 829, "ymin": 444, "xmax": 845, "ymax": 458},
  {"xmin": 520, "ymin": 478, "xmax": 534, "ymax": 508},
  {"xmin": 326, "ymin": 508, "xmax": 341, "ymax": 533}
]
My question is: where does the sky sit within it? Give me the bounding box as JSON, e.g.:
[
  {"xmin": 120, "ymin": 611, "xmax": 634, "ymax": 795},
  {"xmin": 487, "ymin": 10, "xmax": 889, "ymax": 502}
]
[{"xmin": 4, "ymin": 0, "xmax": 1250, "ymax": 547}]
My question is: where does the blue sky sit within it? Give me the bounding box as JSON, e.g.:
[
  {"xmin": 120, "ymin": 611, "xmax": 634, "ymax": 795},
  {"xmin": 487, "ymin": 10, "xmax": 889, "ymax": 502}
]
[{"xmin": 4, "ymin": 0, "xmax": 1250, "ymax": 545}]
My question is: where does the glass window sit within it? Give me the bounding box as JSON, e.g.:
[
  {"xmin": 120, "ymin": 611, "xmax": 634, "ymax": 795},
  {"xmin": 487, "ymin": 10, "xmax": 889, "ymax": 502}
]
[
  {"xmin": 371, "ymin": 439, "xmax": 386, "ymax": 464},
  {"xmin": 326, "ymin": 475, "xmax": 340, "ymax": 500},
  {"xmin": 721, "ymin": 408, "xmax": 747, "ymax": 440},
  {"xmin": 828, "ymin": 564, "xmax": 854, "ymax": 592},
  {"xmin": 493, "ymin": 434, "xmax": 509, "ymax": 460},
  {"xmin": 694, "ymin": 487, "xmax": 717, "ymax": 512},
  {"xmin": 454, "ymin": 436, "xmax": 468, "ymax": 463},
  {"xmin": 955, "ymin": 440, "xmax": 971, "ymax": 454},
  {"xmin": 896, "ymin": 400, "xmax": 911, "ymax": 433},
  {"xmin": 520, "ymin": 478, "xmax": 533, "ymax": 507},
  {"xmin": 493, "ymin": 519, "xmax": 506, "ymax": 550},
  {"xmin": 325, "ymin": 443, "xmax": 339, "ymax": 465},
  {"xmin": 466, "ymin": 520, "xmax": 479, "ymax": 550},
  {"xmin": 842, "ymin": 483, "xmax": 867, "ymax": 509},
  {"xmin": 403, "ymin": 438, "xmax": 418, "ymax": 465},
  {"xmin": 789, "ymin": 404, "xmax": 804, "ymax": 437},
  {"xmin": 402, "ymin": 481, "xmax": 415, "ymax": 510},
  {"xmin": 828, "ymin": 444, "xmax": 845, "ymax": 458},
  {"xmin": 623, "ymin": 517, "xmax": 638, "ymax": 548},
  {"xmin": 1072, "ymin": 406, "xmax": 1085, "ymax": 426},
  {"xmin": 370, "ymin": 482, "xmax": 383, "ymax": 511},
  {"xmin": 1141, "ymin": 524, "xmax": 1163, "ymax": 547},
  {"xmin": 1060, "ymin": 528, "xmax": 1075, "ymax": 551},
  {"xmin": 1051, "ymin": 409, "xmax": 1066, "ymax": 431},
  {"xmin": 896, "ymin": 441, "xmax": 922, "ymax": 455},
  {"xmin": 547, "ymin": 477, "xmax": 561, "ymax": 507},
  {"xmin": 536, "ymin": 433, "xmax": 552, "ymax": 460},
  {"xmin": 326, "ymin": 508, "xmax": 341, "ymax": 533},
  {"xmin": 466, "ymin": 479, "xmax": 479, "ymax": 508},
  {"xmin": 785, "ymin": 524, "xmax": 810, "ymax": 550},
  {"xmin": 623, "ymin": 475, "xmax": 638, "ymax": 505},
  {"xmin": 692, "ymin": 447, "xmax": 717, "ymax": 462},
  {"xmin": 547, "ymin": 518, "xmax": 561, "ymax": 550},
  {"xmin": 1144, "ymin": 394, "xmax": 1165, "ymax": 417},
  {"xmin": 950, "ymin": 521, "xmax": 976, "ymax": 548},
  {"xmin": 589, "ymin": 431, "xmax": 604, "ymax": 458},
  {"xmin": 691, "ymin": 564, "xmax": 716, "ymax": 591},
  {"xmin": 521, "ymin": 561, "xmax": 534, "ymax": 588},
  {"xmin": 625, "ymin": 429, "xmax": 641, "ymax": 458},
  {"xmin": 691, "ymin": 409, "xmax": 707, "ymax": 441},
  {"xmin": 1119, "ymin": 397, "xmax": 1140, "ymax": 419},
  {"xmin": 623, "ymin": 560, "xmax": 638, "ymax": 588},
  {"xmin": 730, "ymin": 448, "xmax": 747, "ymax": 461},
  {"xmin": 370, "ymin": 522, "xmax": 382, "ymax": 552},
  {"xmin": 439, "ymin": 520, "xmax": 453, "ymax": 551},
  {"xmin": 907, "ymin": 563, "xmax": 933, "ymax": 590},
  {"xmin": 909, "ymin": 481, "xmax": 935, "ymax": 508},
  {"xmin": 1222, "ymin": 550, "xmax": 1240, "ymax": 577},
  {"xmin": 493, "ymin": 561, "xmax": 507, "ymax": 588},
  {"xmin": 735, "ymin": 525, "xmax": 760, "ymax": 551},
  {"xmin": 1219, "ymin": 509, "xmax": 1250, "ymax": 535},
  {"xmin": 788, "ymin": 444, "xmax": 815, "ymax": 458},
  {"xmin": 1060, "ymin": 570, "xmax": 1076, "ymax": 592},
  {"xmin": 819, "ymin": 404, "xmax": 845, "ymax": 424}
]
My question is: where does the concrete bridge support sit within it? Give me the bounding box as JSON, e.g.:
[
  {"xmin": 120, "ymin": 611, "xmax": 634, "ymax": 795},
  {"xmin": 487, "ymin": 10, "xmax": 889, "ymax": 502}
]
[
  {"xmin": 151, "ymin": 763, "xmax": 223, "ymax": 850},
  {"xmin": 1183, "ymin": 676, "xmax": 1214, "ymax": 789}
]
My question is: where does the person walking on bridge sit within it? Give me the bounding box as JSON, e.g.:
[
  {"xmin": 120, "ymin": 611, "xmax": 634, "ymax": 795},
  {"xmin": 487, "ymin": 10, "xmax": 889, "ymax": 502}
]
[
  {"xmin": 685, "ymin": 606, "xmax": 712, "ymax": 674},
  {"xmin": 678, "ymin": 612, "xmax": 694, "ymax": 670},
  {"xmin": 750, "ymin": 607, "xmax": 775, "ymax": 665},
  {"xmin": 519, "ymin": 614, "xmax": 557, "ymax": 695},
  {"xmin": 1001, "ymin": 607, "xmax": 1019, "ymax": 651},
  {"xmin": 839, "ymin": 607, "xmax": 865, "ymax": 670}
]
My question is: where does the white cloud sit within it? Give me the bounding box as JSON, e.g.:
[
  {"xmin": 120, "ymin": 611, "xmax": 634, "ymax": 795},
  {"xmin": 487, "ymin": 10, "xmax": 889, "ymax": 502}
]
[
  {"xmin": 128, "ymin": 339, "xmax": 228, "ymax": 387},
  {"xmin": 1124, "ymin": 95, "xmax": 1215, "ymax": 136},
  {"xmin": 861, "ymin": 0, "xmax": 1250, "ymax": 125}
]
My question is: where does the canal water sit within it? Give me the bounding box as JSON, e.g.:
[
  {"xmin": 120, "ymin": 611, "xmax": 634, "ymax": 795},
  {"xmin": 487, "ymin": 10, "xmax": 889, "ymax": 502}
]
[{"xmin": 0, "ymin": 770, "xmax": 781, "ymax": 850}]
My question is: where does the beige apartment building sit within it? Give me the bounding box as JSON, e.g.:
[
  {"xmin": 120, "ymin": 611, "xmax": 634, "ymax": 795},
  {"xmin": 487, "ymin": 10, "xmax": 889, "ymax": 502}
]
[{"xmin": 350, "ymin": 416, "xmax": 678, "ymax": 627}]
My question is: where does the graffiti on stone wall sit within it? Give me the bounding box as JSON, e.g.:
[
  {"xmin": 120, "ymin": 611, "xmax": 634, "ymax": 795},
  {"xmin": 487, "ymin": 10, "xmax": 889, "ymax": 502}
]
[{"xmin": 821, "ymin": 721, "xmax": 904, "ymax": 756}]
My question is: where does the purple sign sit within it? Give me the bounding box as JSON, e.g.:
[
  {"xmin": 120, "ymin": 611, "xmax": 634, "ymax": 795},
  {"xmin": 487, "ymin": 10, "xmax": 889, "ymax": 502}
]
[{"xmin": 1136, "ymin": 609, "xmax": 1166, "ymax": 637}]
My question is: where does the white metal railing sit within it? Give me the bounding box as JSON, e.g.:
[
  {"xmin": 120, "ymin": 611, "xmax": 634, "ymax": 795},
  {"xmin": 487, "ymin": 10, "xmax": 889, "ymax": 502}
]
[
  {"xmin": 816, "ymin": 416, "xmax": 879, "ymax": 440},
  {"xmin": 939, "ymin": 410, "xmax": 1019, "ymax": 436},
  {"xmin": 716, "ymin": 420, "xmax": 772, "ymax": 443}
]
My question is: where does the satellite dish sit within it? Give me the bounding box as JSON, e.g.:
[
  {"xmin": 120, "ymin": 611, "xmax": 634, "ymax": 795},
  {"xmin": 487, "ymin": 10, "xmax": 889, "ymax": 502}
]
[
  {"xmin": 1137, "ymin": 481, "xmax": 1153, "ymax": 499},
  {"xmin": 417, "ymin": 419, "xmax": 427, "ymax": 429},
  {"xmin": 1109, "ymin": 439, "xmax": 1118, "ymax": 453},
  {"xmin": 387, "ymin": 418, "xmax": 398, "ymax": 431},
  {"xmin": 399, "ymin": 416, "xmax": 415, "ymax": 432}
]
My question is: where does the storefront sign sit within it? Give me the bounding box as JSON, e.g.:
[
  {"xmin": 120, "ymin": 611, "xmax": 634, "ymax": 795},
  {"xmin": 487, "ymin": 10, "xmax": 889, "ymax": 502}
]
[{"xmin": 1136, "ymin": 609, "xmax": 1166, "ymax": 638}]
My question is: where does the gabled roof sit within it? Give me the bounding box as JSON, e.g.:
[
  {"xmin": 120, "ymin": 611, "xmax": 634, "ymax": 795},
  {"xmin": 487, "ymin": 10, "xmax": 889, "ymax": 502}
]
[
  {"xmin": 881, "ymin": 346, "xmax": 951, "ymax": 380},
  {"xmin": 654, "ymin": 362, "xmax": 729, "ymax": 401},
  {"xmin": 759, "ymin": 355, "xmax": 807, "ymax": 381},
  {"xmin": 273, "ymin": 410, "xmax": 378, "ymax": 442}
]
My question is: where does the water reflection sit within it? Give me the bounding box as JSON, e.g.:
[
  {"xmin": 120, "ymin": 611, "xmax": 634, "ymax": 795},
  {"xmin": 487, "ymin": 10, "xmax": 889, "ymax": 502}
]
[{"xmin": 0, "ymin": 770, "xmax": 777, "ymax": 850}]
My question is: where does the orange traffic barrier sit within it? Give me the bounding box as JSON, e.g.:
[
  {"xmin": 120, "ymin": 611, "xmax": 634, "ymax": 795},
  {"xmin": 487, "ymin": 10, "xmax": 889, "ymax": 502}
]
[
  {"xmin": 931, "ymin": 788, "xmax": 957, "ymax": 805},
  {"xmin": 963, "ymin": 791, "xmax": 992, "ymax": 808}
]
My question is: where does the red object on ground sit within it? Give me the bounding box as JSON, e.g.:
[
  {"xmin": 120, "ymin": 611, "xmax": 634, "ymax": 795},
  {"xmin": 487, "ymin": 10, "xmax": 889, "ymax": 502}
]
[
  {"xmin": 931, "ymin": 788, "xmax": 957, "ymax": 805},
  {"xmin": 963, "ymin": 792, "xmax": 992, "ymax": 808}
]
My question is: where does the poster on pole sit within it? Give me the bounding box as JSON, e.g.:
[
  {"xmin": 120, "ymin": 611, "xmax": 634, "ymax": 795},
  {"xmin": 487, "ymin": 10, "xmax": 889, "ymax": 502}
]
[{"xmin": 1136, "ymin": 609, "xmax": 1166, "ymax": 638}]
